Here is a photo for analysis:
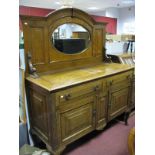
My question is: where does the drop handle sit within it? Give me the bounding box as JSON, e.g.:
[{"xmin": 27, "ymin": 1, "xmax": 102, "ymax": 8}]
[
  {"xmin": 60, "ymin": 94, "xmax": 71, "ymax": 100},
  {"xmin": 65, "ymin": 94, "xmax": 71, "ymax": 100}
]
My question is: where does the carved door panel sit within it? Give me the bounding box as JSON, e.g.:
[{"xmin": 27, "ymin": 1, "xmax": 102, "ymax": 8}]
[
  {"xmin": 108, "ymin": 72, "xmax": 132, "ymax": 121},
  {"xmin": 60, "ymin": 96, "xmax": 95, "ymax": 144},
  {"xmin": 108, "ymin": 87, "xmax": 129, "ymax": 121}
]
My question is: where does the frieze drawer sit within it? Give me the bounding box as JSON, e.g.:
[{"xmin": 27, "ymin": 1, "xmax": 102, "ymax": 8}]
[
  {"xmin": 107, "ymin": 71, "xmax": 132, "ymax": 91},
  {"xmin": 55, "ymin": 80, "xmax": 102, "ymax": 105}
]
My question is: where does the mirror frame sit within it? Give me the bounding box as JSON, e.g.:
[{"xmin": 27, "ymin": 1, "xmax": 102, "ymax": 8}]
[{"xmin": 50, "ymin": 22, "xmax": 91, "ymax": 55}]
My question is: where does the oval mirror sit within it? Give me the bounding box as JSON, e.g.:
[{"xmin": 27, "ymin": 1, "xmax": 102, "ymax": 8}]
[{"xmin": 51, "ymin": 23, "xmax": 90, "ymax": 54}]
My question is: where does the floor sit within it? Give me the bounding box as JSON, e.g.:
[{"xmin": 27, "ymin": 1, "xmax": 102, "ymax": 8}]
[{"xmin": 62, "ymin": 113, "xmax": 135, "ymax": 155}]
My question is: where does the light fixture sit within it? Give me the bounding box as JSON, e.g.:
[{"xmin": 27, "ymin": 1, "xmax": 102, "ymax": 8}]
[
  {"xmin": 122, "ymin": 0, "xmax": 134, "ymax": 4},
  {"xmin": 55, "ymin": 2, "xmax": 61, "ymax": 5},
  {"xmin": 59, "ymin": 0, "xmax": 74, "ymax": 8}
]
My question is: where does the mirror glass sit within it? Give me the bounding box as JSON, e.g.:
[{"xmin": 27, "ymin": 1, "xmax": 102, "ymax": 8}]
[{"xmin": 51, "ymin": 23, "xmax": 90, "ymax": 54}]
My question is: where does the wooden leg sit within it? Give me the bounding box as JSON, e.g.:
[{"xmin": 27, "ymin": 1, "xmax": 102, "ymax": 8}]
[
  {"xmin": 46, "ymin": 144, "xmax": 66, "ymax": 155},
  {"xmin": 124, "ymin": 111, "xmax": 130, "ymax": 125}
]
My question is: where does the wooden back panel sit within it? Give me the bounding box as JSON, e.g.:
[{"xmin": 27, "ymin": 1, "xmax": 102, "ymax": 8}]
[{"xmin": 20, "ymin": 8, "xmax": 107, "ymax": 74}]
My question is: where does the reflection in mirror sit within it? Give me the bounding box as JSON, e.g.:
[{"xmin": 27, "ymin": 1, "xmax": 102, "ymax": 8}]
[{"xmin": 51, "ymin": 23, "xmax": 90, "ymax": 54}]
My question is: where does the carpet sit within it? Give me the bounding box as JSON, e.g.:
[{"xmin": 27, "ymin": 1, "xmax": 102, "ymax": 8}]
[{"xmin": 62, "ymin": 113, "xmax": 135, "ymax": 155}]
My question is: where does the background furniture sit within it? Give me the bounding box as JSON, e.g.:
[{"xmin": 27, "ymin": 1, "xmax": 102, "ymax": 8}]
[
  {"xmin": 20, "ymin": 8, "xmax": 134, "ymax": 155},
  {"xmin": 128, "ymin": 127, "xmax": 135, "ymax": 155},
  {"xmin": 107, "ymin": 53, "xmax": 135, "ymax": 65}
]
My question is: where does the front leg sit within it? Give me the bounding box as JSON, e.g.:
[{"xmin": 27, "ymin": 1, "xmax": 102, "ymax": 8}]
[
  {"xmin": 46, "ymin": 144, "xmax": 66, "ymax": 155},
  {"xmin": 124, "ymin": 111, "xmax": 130, "ymax": 125}
]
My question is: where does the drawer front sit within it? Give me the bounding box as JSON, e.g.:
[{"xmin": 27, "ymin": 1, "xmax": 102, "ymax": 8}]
[
  {"xmin": 60, "ymin": 97, "xmax": 95, "ymax": 144},
  {"xmin": 108, "ymin": 71, "xmax": 132, "ymax": 92},
  {"xmin": 56, "ymin": 80, "xmax": 102, "ymax": 105}
]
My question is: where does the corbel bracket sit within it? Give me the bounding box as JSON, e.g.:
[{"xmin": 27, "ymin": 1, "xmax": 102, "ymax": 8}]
[{"xmin": 27, "ymin": 52, "xmax": 39, "ymax": 78}]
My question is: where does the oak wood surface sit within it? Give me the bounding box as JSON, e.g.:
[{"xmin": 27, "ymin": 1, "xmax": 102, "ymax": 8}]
[{"xmin": 26, "ymin": 63, "xmax": 134, "ymax": 92}]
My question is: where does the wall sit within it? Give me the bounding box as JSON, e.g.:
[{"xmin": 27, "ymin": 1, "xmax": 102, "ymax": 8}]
[
  {"xmin": 117, "ymin": 6, "xmax": 135, "ymax": 34},
  {"xmin": 104, "ymin": 7, "xmax": 119, "ymax": 34},
  {"xmin": 19, "ymin": 6, "xmax": 117, "ymax": 34},
  {"xmin": 94, "ymin": 6, "xmax": 135, "ymax": 34},
  {"xmin": 91, "ymin": 10, "xmax": 106, "ymax": 16},
  {"xmin": 105, "ymin": 7, "xmax": 119, "ymax": 19},
  {"xmin": 19, "ymin": 6, "xmax": 54, "ymax": 16},
  {"xmin": 91, "ymin": 15, "xmax": 117, "ymax": 34},
  {"xmin": 19, "ymin": 6, "xmax": 54, "ymax": 30}
]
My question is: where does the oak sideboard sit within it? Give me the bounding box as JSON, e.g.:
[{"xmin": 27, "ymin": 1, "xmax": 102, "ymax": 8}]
[{"xmin": 20, "ymin": 8, "xmax": 134, "ymax": 155}]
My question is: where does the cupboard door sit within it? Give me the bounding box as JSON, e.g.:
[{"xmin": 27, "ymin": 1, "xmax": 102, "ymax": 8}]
[
  {"xmin": 108, "ymin": 87, "xmax": 129, "ymax": 121},
  {"xmin": 60, "ymin": 98, "xmax": 95, "ymax": 144},
  {"xmin": 108, "ymin": 72, "xmax": 132, "ymax": 121}
]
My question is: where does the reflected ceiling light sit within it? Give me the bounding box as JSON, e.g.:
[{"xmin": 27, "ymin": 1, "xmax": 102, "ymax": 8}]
[{"xmin": 88, "ymin": 7, "xmax": 99, "ymax": 10}]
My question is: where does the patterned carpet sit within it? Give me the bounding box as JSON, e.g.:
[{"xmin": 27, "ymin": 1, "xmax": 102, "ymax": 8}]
[{"xmin": 62, "ymin": 113, "xmax": 135, "ymax": 155}]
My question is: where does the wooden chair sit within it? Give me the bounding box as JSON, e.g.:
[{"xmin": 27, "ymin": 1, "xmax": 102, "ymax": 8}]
[{"xmin": 128, "ymin": 127, "xmax": 135, "ymax": 155}]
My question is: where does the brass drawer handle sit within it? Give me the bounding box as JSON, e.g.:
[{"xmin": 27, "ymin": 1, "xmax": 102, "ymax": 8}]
[
  {"xmin": 65, "ymin": 94, "xmax": 71, "ymax": 100},
  {"xmin": 60, "ymin": 94, "xmax": 71, "ymax": 100}
]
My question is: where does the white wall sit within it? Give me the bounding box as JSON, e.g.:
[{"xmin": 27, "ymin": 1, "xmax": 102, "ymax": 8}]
[
  {"xmin": 117, "ymin": 6, "xmax": 135, "ymax": 34},
  {"xmin": 105, "ymin": 7, "xmax": 119, "ymax": 18},
  {"xmin": 91, "ymin": 10, "xmax": 106, "ymax": 16},
  {"xmin": 92, "ymin": 6, "xmax": 135, "ymax": 34}
]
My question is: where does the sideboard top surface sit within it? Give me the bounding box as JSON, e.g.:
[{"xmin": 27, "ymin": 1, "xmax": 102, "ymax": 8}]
[{"xmin": 26, "ymin": 63, "xmax": 134, "ymax": 92}]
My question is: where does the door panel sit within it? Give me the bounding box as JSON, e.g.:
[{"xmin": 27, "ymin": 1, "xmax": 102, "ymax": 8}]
[
  {"xmin": 108, "ymin": 87, "xmax": 129, "ymax": 121},
  {"xmin": 60, "ymin": 100, "xmax": 94, "ymax": 144}
]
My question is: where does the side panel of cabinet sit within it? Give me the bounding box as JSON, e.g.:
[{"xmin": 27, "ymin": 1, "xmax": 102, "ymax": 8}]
[
  {"xmin": 130, "ymin": 75, "xmax": 135, "ymax": 109},
  {"xmin": 28, "ymin": 88, "xmax": 49, "ymax": 141},
  {"xmin": 59, "ymin": 96, "xmax": 95, "ymax": 144}
]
